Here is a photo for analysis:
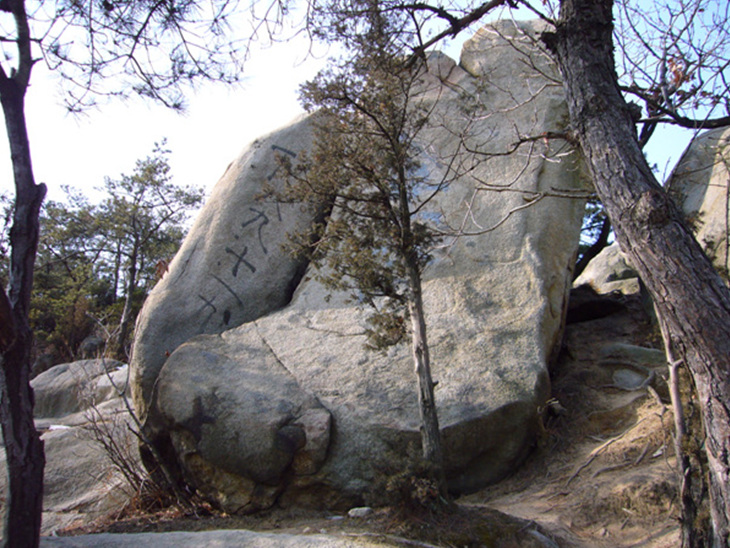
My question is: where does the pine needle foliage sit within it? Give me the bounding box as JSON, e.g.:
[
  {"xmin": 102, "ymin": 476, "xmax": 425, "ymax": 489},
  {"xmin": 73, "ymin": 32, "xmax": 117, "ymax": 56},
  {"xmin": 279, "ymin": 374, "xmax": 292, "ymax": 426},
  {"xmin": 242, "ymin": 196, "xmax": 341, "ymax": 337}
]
[
  {"xmin": 273, "ymin": 2, "xmax": 444, "ymax": 350},
  {"xmin": 269, "ymin": 0, "xmax": 449, "ymax": 497}
]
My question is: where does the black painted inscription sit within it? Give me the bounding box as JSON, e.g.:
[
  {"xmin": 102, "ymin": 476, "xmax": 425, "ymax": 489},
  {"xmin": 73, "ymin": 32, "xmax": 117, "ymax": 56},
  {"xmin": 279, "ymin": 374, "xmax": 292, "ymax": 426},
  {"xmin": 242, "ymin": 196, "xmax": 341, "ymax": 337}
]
[
  {"xmin": 240, "ymin": 208, "xmax": 270, "ymax": 254},
  {"xmin": 198, "ymin": 294, "xmax": 217, "ymax": 330},
  {"xmin": 197, "ymin": 142, "xmax": 297, "ymax": 331},
  {"xmin": 225, "ymin": 245, "xmax": 256, "ymax": 277}
]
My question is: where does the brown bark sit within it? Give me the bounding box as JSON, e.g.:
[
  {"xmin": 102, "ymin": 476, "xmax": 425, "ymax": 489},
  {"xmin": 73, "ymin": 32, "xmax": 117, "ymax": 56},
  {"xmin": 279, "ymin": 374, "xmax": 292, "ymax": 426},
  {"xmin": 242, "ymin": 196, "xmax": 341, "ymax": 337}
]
[
  {"xmin": 406, "ymin": 258, "xmax": 446, "ymax": 495},
  {"xmin": 116, "ymin": 243, "xmax": 138, "ymax": 360},
  {"xmin": 0, "ymin": 68, "xmax": 46, "ymax": 547},
  {"xmin": 544, "ymin": 0, "xmax": 730, "ymax": 544},
  {"xmin": 662, "ymin": 315, "xmax": 709, "ymax": 547},
  {"xmin": 395, "ymin": 141, "xmax": 446, "ymax": 494}
]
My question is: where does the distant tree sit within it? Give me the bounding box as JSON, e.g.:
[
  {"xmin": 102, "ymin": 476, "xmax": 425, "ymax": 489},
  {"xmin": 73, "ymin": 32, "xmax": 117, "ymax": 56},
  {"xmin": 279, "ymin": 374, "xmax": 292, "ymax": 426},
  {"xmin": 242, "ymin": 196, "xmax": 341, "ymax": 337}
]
[
  {"xmin": 0, "ymin": 0, "xmax": 245, "ymax": 542},
  {"xmin": 573, "ymin": 199, "xmax": 611, "ymax": 280},
  {"xmin": 31, "ymin": 191, "xmax": 102, "ymax": 364},
  {"xmin": 24, "ymin": 153, "xmax": 200, "ymax": 368},
  {"xmin": 0, "ymin": 192, "xmax": 11, "ymax": 284},
  {"xmin": 94, "ymin": 142, "xmax": 203, "ymax": 360},
  {"xmin": 273, "ymin": 3, "xmax": 455, "ymax": 499}
]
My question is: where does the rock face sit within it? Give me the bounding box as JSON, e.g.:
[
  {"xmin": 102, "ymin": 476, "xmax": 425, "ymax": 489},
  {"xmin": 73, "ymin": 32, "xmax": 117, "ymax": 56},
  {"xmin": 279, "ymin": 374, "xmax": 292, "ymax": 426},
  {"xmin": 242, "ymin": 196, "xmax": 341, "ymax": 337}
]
[
  {"xmin": 573, "ymin": 243, "xmax": 640, "ymax": 295},
  {"xmin": 137, "ymin": 20, "xmax": 590, "ymax": 513},
  {"xmin": 667, "ymin": 126, "xmax": 730, "ymax": 280},
  {"xmin": 130, "ymin": 115, "xmax": 320, "ymax": 417},
  {"xmin": 152, "ymin": 332, "xmax": 332, "ymax": 513},
  {"xmin": 0, "ymin": 359, "xmax": 137, "ymax": 537}
]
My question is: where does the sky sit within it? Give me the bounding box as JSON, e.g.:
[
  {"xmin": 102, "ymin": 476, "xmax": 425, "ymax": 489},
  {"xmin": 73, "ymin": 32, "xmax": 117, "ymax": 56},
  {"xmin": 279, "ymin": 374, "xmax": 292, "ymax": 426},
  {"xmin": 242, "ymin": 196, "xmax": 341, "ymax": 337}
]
[
  {"xmin": 0, "ymin": 11, "xmax": 697, "ymax": 206},
  {"xmin": 0, "ymin": 33, "xmax": 331, "ymax": 203}
]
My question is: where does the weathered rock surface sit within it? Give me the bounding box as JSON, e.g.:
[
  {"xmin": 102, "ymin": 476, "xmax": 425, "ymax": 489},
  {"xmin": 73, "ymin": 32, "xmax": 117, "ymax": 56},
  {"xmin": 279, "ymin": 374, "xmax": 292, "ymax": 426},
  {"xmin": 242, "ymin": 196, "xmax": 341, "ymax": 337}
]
[
  {"xmin": 0, "ymin": 360, "xmax": 138, "ymax": 537},
  {"xmin": 40, "ymin": 531, "xmax": 391, "ymax": 548},
  {"xmin": 573, "ymin": 243, "xmax": 640, "ymax": 295},
  {"xmin": 32, "ymin": 359, "xmax": 126, "ymax": 419},
  {"xmin": 130, "ymin": 115, "xmax": 320, "ymax": 417},
  {"xmin": 140, "ymin": 19, "xmax": 590, "ymax": 513},
  {"xmin": 667, "ymin": 126, "xmax": 730, "ymax": 280},
  {"xmin": 597, "ymin": 342, "xmax": 666, "ymax": 392},
  {"xmin": 152, "ymin": 331, "xmax": 332, "ymax": 513}
]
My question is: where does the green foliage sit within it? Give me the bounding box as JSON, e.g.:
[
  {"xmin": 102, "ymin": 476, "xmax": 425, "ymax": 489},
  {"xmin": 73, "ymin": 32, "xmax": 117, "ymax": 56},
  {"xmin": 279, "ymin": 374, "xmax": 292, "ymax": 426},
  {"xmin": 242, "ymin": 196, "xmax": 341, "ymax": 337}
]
[
  {"xmin": 272, "ymin": 3, "xmax": 449, "ymax": 483},
  {"xmin": 271, "ymin": 2, "xmax": 445, "ymax": 349},
  {"xmin": 29, "ymin": 143, "xmax": 203, "ymax": 364},
  {"xmin": 96, "ymin": 140, "xmax": 202, "ymax": 295},
  {"xmin": 31, "ymin": 190, "xmax": 103, "ymax": 363}
]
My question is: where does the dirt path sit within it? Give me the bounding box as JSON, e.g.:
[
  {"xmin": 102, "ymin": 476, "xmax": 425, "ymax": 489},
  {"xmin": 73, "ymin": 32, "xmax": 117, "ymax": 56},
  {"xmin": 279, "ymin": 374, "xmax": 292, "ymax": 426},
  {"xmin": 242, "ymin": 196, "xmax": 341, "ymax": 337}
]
[{"xmin": 464, "ymin": 289, "xmax": 680, "ymax": 547}]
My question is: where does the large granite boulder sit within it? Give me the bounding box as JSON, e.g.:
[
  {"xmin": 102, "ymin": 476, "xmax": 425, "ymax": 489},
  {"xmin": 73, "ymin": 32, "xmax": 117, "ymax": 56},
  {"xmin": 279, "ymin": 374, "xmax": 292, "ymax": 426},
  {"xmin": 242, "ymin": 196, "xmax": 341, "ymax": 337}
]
[
  {"xmin": 140, "ymin": 19, "xmax": 590, "ymax": 513},
  {"xmin": 130, "ymin": 115, "xmax": 321, "ymax": 417},
  {"xmin": 667, "ymin": 126, "xmax": 730, "ymax": 280}
]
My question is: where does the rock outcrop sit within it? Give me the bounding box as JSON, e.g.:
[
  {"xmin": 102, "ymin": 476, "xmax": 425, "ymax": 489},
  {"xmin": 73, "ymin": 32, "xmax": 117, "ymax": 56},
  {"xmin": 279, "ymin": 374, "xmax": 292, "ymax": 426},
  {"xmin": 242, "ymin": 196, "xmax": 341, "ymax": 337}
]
[
  {"xmin": 130, "ymin": 115, "xmax": 320, "ymax": 417},
  {"xmin": 134, "ymin": 19, "xmax": 590, "ymax": 513},
  {"xmin": 40, "ymin": 530, "xmax": 399, "ymax": 547},
  {"xmin": 573, "ymin": 243, "xmax": 640, "ymax": 295},
  {"xmin": 0, "ymin": 359, "xmax": 137, "ymax": 536},
  {"xmin": 667, "ymin": 126, "xmax": 730, "ymax": 280}
]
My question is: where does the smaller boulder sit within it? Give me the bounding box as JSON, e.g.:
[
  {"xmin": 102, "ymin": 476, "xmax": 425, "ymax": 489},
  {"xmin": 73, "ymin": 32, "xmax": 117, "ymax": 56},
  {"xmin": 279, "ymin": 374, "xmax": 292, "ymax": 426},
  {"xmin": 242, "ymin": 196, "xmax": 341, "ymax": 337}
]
[
  {"xmin": 79, "ymin": 335, "xmax": 105, "ymax": 359},
  {"xmin": 573, "ymin": 243, "xmax": 640, "ymax": 294},
  {"xmin": 147, "ymin": 329, "xmax": 332, "ymax": 515},
  {"xmin": 667, "ymin": 126, "xmax": 730, "ymax": 280},
  {"xmin": 2, "ymin": 360, "xmax": 140, "ymax": 537},
  {"xmin": 32, "ymin": 359, "xmax": 127, "ymax": 419}
]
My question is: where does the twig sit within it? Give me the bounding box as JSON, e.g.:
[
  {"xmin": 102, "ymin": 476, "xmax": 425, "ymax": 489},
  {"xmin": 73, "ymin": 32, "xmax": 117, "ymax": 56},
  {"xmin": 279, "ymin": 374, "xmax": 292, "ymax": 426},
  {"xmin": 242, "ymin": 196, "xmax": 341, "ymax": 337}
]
[
  {"xmin": 634, "ymin": 440, "xmax": 652, "ymax": 466},
  {"xmin": 592, "ymin": 461, "xmax": 631, "ymax": 478},
  {"xmin": 105, "ymin": 359, "xmax": 194, "ymax": 511},
  {"xmin": 565, "ymin": 416, "xmax": 649, "ymax": 487},
  {"xmin": 647, "ymin": 385, "xmax": 666, "ymax": 410}
]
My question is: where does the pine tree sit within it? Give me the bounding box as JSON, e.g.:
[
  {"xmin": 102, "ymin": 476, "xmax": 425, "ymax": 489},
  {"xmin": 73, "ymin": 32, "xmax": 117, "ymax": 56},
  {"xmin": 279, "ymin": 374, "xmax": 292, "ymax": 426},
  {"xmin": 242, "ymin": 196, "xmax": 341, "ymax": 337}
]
[{"xmin": 273, "ymin": 1, "xmax": 450, "ymax": 498}]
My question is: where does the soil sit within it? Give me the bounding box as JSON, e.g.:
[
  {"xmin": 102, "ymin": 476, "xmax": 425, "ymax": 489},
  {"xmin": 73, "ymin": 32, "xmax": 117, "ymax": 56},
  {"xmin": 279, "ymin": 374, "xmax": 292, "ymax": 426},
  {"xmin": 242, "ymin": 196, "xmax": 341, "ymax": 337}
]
[
  {"xmin": 60, "ymin": 288, "xmax": 681, "ymax": 547},
  {"xmin": 464, "ymin": 288, "xmax": 680, "ymax": 547}
]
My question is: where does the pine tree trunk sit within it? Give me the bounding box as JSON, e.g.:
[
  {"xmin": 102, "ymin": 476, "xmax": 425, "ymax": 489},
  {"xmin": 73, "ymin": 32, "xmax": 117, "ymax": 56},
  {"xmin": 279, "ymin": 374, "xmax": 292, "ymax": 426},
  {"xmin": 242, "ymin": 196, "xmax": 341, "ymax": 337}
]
[
  {"xmin": 405, "ymin": 258, "xmax": 446, "ymax": 494},
  {"xmin": 116, "ymin": 245, "xmax": 138, "ymax": 360},
  {"xmin": 546, "ymin": 1, "xmax": 730, "ymax": 544},
  {"xmin": 0, "ymin": 72, "xmax": 46, "ymax": 548}
]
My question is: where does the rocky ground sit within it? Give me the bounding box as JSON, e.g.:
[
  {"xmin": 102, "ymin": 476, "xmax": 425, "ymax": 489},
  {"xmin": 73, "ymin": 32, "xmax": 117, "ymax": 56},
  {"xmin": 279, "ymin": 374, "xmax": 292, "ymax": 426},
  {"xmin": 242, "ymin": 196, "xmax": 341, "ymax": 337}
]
[
  {"xmin": 46, "ymin": 287, "xmax": 679, "ymax": 547},
  {"xmin": 465, "ymin": 287, "xmax": 679, "ymax": 547}
]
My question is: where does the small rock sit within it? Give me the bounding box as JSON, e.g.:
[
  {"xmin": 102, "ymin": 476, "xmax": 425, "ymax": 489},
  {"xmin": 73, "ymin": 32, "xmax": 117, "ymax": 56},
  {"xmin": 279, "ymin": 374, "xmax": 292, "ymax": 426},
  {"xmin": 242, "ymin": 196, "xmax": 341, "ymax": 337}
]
[
  {"xmin": 348, "ymin": 507, "xmax": 373, "ymax": 518},
  {"xmin": 612, "ymin": 368, "xmax": 649, "ymax": 391}
]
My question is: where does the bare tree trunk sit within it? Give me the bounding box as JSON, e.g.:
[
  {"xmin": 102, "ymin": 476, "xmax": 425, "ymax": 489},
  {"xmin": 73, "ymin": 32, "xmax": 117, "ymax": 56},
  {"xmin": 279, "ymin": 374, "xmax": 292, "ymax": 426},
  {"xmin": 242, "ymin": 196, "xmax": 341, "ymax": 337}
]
[
  {"xmin": 661, "ymin": 315, "xmax": 709, "ymax": 547},
  {"xmin": 545, "ymin": 1, "xmax": 730, "ymax": 544},
  {"xmin": 0, "ymin": 72, "xmax": 46, "ymax": 548},
  {"xmin": 116, "ymin": 244, "xmax": 138, "ymax": 360},
  {"xmin": 405, "ymin": 258, "xmax": 446, "ymax": 495}
]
